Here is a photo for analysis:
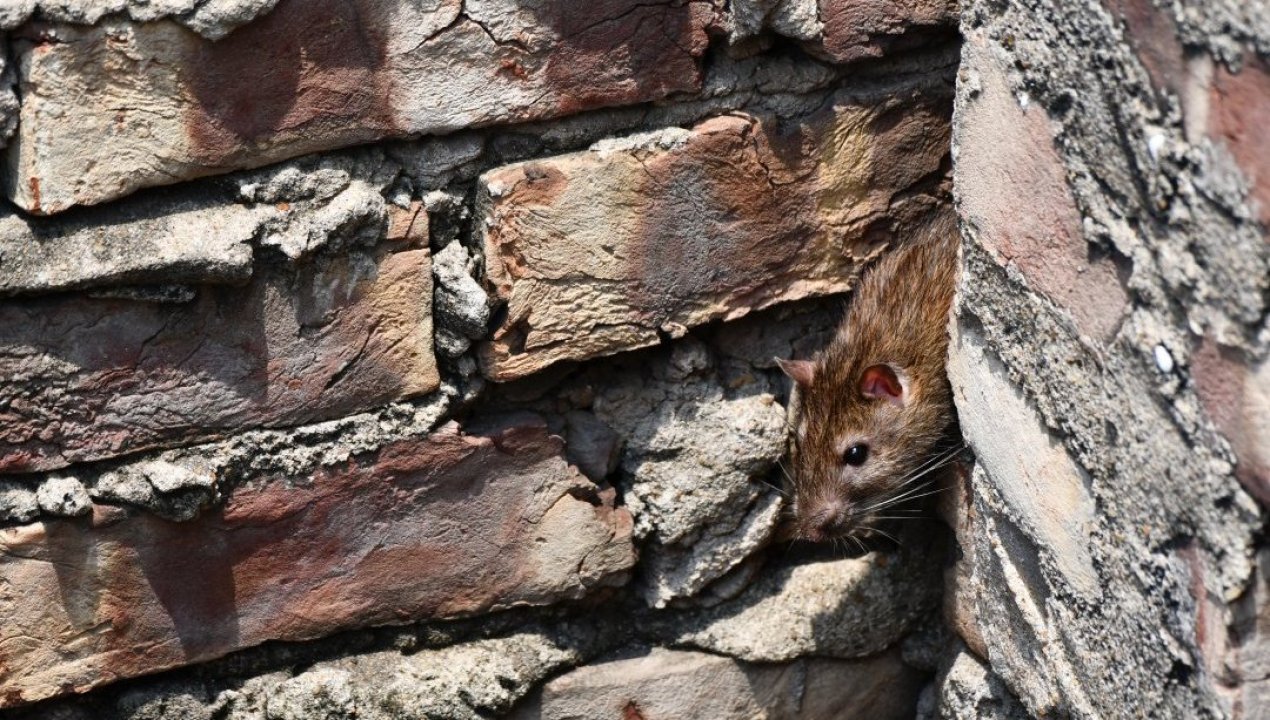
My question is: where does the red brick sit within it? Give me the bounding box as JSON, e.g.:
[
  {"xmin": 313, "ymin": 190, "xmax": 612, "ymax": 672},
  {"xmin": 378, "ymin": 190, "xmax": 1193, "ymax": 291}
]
[
  {"xmin": 1192, "ymin": 337, "xmax": 1270, "ymax": 505},
  {"xmin": 817, "ymin": 0, "xmax": 957, "ymax": 63},
  {"xmin": 0, "ymin": 419, "xmax": 636, "ymax": 707},
  {"xmin": 4, "ymin": 0, "xmax": 719, "ymax": 213},
  {"xmin": 957, "ymin": 35, "xmax": 1129, "ymax": 343},
  {"xmin": 1210, "ymin": 55, "xmax": 1270, "ymax": 230},
  {"xmin": 478, "ymin": 91, "xmax": 952, "ymax": 380},
  {"xmin": 0, "ymin": 245, "xmax": 438, "ymax": 473},
  {"xmin": 1103, "ymin": 0, "xmax": 1186, "ymax": 97}
]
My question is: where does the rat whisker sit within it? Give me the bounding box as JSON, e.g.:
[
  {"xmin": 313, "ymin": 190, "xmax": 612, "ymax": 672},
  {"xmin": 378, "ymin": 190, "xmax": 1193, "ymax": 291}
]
[
  {"xmin": 890, "ymin": 444, "xmax": 965, "ymax": 492},
  {"xmin": 833, "ymin": 537, "xmax": 851, "ymax": 558},
  {"xmin": 900, "ymin": 444, "xmax": 959, "ymax": 480},
  {"xmin": 868, "ymin": 525, "xmax": 900, "ymax": 546},
  {"xmin": 754, "ymin": 477, "xmax": 789, "ymax": 498},
  {"xmin": 879, "ymin": 484, "xmax": 953, "ymax": 508},
  {"xmin": 862, "ymin": 478, "xmax": 941, "ymax": 514},
  {"xmin": 860, "ymin": 478, "xmax": 935, "ymax": 512},
  {"xmin": 775, "ymin": 459, "xmax": 796, "ymax": 491},
  {"xmin": 849, "ymin": 534, "xmax": 867, "ymax": 555},
  {"xmin": 865, "ymin": 447, "xmax": 964, "ymax": 512},
  {"xmin": 877, "ymin": 464, "xmax": 950, "ymax": 506}
]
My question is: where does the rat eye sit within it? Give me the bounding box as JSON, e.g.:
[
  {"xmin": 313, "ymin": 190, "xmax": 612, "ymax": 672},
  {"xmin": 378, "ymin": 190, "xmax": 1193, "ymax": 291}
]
[{"xmin": 843, "ymin": 444, "xmax": 869, "ymax": 466}]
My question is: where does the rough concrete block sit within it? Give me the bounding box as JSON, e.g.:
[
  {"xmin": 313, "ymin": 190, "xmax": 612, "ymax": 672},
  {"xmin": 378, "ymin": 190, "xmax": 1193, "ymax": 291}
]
[
  {"xmin": 593, "ymin": 347, "xmax": 789, "ymax": 607},
  {"xmin": 670, "ymin": 532, "xmax": 943, "ymax": 662},
  {"xmin": 512, "ymin": 647, "xmax": 924, "ymax": 720}
]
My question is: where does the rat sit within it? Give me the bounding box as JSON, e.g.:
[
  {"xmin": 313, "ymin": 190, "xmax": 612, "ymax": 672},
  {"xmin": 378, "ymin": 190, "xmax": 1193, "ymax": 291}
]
[{"xmin": 776, "ymin": 211, "xmax": 962, "ymax": 543}]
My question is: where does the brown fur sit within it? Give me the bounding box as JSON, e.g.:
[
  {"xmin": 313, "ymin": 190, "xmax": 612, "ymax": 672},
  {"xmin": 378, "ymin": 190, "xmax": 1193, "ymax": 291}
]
[{"xmin": 784, "ymin": 211, "xmax": 961, "ymax": 541}]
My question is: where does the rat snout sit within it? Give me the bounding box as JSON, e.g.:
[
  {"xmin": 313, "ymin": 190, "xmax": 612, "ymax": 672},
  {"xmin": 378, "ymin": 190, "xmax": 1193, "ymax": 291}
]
[{"xmin": 801, "ymin": 500, "xmax": 850, "ymax": 543}]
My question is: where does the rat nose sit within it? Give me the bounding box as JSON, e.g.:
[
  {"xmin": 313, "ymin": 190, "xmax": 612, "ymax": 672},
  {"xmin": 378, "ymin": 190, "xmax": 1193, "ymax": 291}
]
[{"xmin": 803, "ymin": 501, "xmax": 848, "ymax": 542}]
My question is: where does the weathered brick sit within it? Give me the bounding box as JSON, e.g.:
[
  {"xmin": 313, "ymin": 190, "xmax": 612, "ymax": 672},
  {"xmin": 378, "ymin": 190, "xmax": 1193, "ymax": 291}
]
[
  {"xmin": 1210, "ymin": 55, "xmax": 1270, "ymax": 230},
  {"xmin": 0, "ymin": 242, "xmax": 438, "ymax": 473},
  {"xmin": 1230, "ymin": 548, "xmax": 1270, "ymax": 717},
  {"xmin": 817, "ymin": 0, "xmax": 957, "ymax": 63},
  {"xmin": 1107, "ymin": 0, "xmax": 1270, "ymax": 235},
  {"xmin": 956, "ymin": 35, "xmax": 1128, "ymax": 343},
  {"xmin": 0, "ymin": 418, "xmax": 636, "ymax": 707},
  {"xmin": 947, "ymin": 320, "xmax": 1100, "ymax": 599},
  {"xmin": 0, "ymin": 198, "xmax": 258, "ymax": 297},
  {"xmin": 477, "ymin": 89, "xmax": 951, "ymax": 381},
  {"xmin": 4, "ymin": 0, "xmax": 719, "ymax": 214},
  {"xmin": 1192, "ymin": 337, "xmax": 1270, "ymax": 505},
  {"xmin": 1103, "ymin": 0, "xmax": 1186, "ymax": 98}
]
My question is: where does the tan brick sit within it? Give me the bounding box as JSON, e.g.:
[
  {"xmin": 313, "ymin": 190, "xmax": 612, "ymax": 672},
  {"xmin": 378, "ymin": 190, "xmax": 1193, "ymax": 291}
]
[
  {"xmin": 4, "ymin": 0, "xmax": 718, "ymax": 214},
  {"xmin": 0, "ymin": 200, "xmax": 258, "ymax": 297},
  {"xmin": 0, "ymin": 418, "xmax": 636, "ymax": 707},
  {"xmin": 0, "ymin": 243, "xmax": 438, "ymax": 473},
  {"xmin": 477, "ymin": 91, "xmax": 951, "ymax": 381}
]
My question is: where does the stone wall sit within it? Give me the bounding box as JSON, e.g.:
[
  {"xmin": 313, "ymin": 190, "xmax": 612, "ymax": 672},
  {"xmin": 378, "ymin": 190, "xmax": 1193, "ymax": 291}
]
[{"xmin": 0, "ymin": 1, "xmax": 1265, "ymax": 719}]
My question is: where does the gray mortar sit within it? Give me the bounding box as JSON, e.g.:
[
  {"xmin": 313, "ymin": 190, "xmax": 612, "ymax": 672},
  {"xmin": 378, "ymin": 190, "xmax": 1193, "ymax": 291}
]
[
  {"xmin": 0, "ymin": 0, "xmax": 281, "ymax": 38},
  {"xmin": 664, "ymin": 526, "xmax": 945, "ymax": 662},
  {"xmin": 1166, "ymin": 0, "xmax": 1270, "ymax": 64},
  {"xmin": 0, "ymin": 478, "xmax": 38, "ymax": 523},
  {"xmin": 729, "ymin": 0, "xmax": 823, "ymax": 44},
  {"xmin": 592, "ymin": 337, "xmax": 789, "ymax": 608},
  {"xmin": 35, "ymin": 473, "xmax": 90, "ymax": 517},
  {"xmin": 237, "ymin": 150, "xmax": 403, "ymax": 262},
  {"xmin": 263, "ymin": 669, "xmax": 356, "ymax": 720},
  {"xmin": 431, "ymin": 240, "xmax": 490, "ymax": 358}
]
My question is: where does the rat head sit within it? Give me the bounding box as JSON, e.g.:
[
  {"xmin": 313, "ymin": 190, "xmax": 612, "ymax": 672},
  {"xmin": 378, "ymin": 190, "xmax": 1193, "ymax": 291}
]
[{"xmin": 776, "ymin": 355, "xmax": 953, "ymax": 542}]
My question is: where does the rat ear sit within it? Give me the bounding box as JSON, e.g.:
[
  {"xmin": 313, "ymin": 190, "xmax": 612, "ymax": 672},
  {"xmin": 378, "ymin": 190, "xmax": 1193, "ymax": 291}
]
[
  {"xmin": 775, "ymin": 358, "xmax": 816, "ymax": 387},
  {"xmin": 860, "ymin": 364, "xmax": 905, "ymax": 405}
]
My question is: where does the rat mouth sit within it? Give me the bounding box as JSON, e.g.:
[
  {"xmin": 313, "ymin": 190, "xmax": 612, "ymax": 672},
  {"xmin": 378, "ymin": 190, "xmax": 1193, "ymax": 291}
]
[
  {"xmin": 799, "ymin": 514, "xmax": 867, "ymax": 544},
  {"xmin": 795, "ymin": 504, "xmax": 898, "ymax": 545}
]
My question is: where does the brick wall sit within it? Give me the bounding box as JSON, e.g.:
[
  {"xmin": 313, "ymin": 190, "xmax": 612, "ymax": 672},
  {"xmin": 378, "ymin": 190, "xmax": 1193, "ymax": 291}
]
[
  {"xmin": 945, "ymin": 1, "xmax": 1270, "ymax": 717},
  {"xmin": 0, "ymin": 2, "xmax": 958, "ymax": 717},
  {"xmin": 0, "ymin": 1, "xmax": 1266, "ymax": 718}
]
